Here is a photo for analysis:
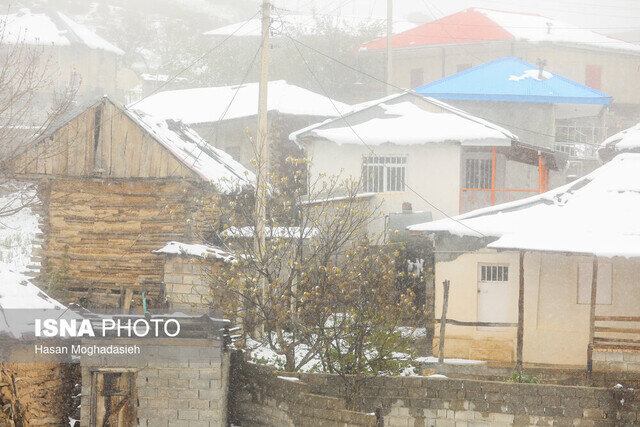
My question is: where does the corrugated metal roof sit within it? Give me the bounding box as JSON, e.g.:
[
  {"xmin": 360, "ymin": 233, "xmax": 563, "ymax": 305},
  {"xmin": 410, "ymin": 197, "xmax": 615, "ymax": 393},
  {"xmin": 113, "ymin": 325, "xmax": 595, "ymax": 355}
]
[{"xmin": 414, "ymin": 57, "xmax": 611, "ymax": 105}]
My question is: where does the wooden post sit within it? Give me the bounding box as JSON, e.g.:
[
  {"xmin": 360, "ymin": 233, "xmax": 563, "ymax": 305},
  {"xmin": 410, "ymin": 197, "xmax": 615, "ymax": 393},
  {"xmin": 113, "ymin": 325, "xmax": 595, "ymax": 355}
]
[
  {"xmin": 386, "ymin": 0, "xmax": 393, "ymax": 95},
  {"xmin": 516, "ymin": 251, "xmax": 525, "ymax": 369},
  {"xmin": 537, "ymin": 154, "xmax": 544, "ymax": 194},
  {"xmin": 490, "ymin": 147, "xmax": 496, "ymax": 206},
  {"xmin": 438, "ymin": 280, "xmax": 450, "ymax": 364},
  {"xmin": 587, "ymin": 256, "xmax": 599, "ymax": 379}
]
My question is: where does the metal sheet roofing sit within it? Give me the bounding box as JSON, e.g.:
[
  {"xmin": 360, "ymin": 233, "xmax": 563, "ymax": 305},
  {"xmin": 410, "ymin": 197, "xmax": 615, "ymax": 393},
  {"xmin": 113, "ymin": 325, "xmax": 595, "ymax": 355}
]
[{"xmin": 414, "ymin": 57, "xmax": 611, "ymax": 105}]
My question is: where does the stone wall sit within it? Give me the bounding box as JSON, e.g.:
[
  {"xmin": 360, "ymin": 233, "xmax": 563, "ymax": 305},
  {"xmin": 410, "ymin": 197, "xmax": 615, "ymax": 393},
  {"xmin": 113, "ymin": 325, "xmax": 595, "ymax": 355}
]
[
  {"xmin": 80, "ymin": 338, "xmax": 230, "ymax": 426},
  {"xmin": 37, "ymin": 178, "xmax": 219, "ymax": 308},
  {"xmin": 0, "ymin": 362, "xmax": 79, "ymax": 426},
  {"xmin": 229, "ymin": 355, "xmax": 377, "ymax": 426},
  {"xmin": 297, "ymin": 372, "xmax": 640, "ymax": 426}
]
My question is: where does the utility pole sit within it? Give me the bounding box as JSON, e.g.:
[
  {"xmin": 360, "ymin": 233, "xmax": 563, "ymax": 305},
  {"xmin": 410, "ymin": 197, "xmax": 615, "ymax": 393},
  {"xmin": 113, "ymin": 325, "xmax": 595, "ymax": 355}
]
[
  {"xmin": 386, "ymin": 0, "xmax": 393, "ymax": 95},
  {"xmin": 255, "ymin": 0, "xmax": 270, "ymax": 302}
]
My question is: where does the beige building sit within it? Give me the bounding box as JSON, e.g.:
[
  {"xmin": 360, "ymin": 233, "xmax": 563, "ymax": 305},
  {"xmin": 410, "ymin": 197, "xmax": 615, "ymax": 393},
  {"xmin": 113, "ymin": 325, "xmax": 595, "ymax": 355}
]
[
  {"xmin": 291, "ymin": 92, "xmax": 565, "ymax": 236},
  {"xmin": 409, "ymin": 138, "xmax": 640, "ymax": 370}
]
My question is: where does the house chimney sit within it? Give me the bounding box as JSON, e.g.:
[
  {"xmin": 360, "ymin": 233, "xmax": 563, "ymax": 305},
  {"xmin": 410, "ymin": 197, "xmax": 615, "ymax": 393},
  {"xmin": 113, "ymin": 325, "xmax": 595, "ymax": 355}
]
[
  {"xmin": 402, "ymin": 202, "xmax": 412, "ymax": 213},
  {"xmin": 546, "ymin": 22, "xmax": 552, "ymax": 34},
  {"xmin": 537, "ymin": 58, "xmax": 548, "ymax": 80}
]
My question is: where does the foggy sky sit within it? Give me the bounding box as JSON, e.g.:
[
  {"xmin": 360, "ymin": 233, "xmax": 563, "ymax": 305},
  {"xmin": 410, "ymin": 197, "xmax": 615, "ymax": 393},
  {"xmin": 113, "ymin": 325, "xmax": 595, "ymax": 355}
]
[{"xmin": 272, "ymin": 0, "xmax": 640, "ymax": 37}]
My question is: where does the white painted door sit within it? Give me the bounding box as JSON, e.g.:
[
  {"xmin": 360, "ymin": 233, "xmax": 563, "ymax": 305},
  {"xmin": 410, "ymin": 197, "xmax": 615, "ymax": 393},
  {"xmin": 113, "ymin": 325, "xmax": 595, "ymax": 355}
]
[{"xmin": 477, "ymin": 265, "xmax": 511, "ymax": 324}]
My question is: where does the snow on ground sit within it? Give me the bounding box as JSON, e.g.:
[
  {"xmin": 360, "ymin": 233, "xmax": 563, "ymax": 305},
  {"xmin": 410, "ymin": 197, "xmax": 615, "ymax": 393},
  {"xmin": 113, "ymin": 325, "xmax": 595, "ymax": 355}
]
[
  {"xmin": 0, "ymin": 182, "xmax": 40, "ymax": 272},
  {"xmin": 0, "ymin": 183, "xmax": 71, "ymax": 337},
  {"xmin": 132, "ymin": 80, "xmax": 351, "ymax": 125},
  {"xmin": 245, "ymin": 336, "xmax": 323, "ymax": 372}
]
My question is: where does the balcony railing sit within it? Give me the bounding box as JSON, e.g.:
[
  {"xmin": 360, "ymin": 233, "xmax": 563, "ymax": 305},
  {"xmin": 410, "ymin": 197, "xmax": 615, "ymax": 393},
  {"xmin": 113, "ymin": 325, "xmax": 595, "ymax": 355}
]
[{"xmin": 554, "ymin": 124, "xmax": 606, "ymax": 159}]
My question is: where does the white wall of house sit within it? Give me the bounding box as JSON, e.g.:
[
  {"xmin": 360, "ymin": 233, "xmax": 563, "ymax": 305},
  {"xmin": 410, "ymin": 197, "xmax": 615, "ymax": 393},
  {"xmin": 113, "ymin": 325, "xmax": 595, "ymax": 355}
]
[
  {"xmin": 433, "ymin": 249, "xmax": 640, "ymax": 367},
  {"xmin": 306, "ymin": 140, "xmax": 462, "ymax": 235}
]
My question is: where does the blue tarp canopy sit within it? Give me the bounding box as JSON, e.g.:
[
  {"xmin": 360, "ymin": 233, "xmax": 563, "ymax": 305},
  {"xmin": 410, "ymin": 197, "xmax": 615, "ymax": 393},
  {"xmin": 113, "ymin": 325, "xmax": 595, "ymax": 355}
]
[{"xmin": 414, "ymin": 57, "xmax": 611, "ymax": 105}]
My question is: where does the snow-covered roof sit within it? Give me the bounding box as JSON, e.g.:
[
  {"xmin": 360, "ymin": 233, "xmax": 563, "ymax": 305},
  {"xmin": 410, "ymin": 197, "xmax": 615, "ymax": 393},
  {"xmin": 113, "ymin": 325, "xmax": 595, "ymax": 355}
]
[
  {"xmin": 204, "ymin": 14, "xmax": 417, "ymax": 38},
  {"xmin": 598, "ymin": 123, "xmax": 640, "ymax": 163},
  {"xmin": 409, "ymin": 153, "xmax": 640, "ymax": 258},
  {"xmin": 359, "ymin": 7, "xmax": 640, "ymax": 54},
  {"xmin": 290, "ymin": 92, "xmax": 517, "ymax": 147},
  {"xmin": 132, "ymin": 80, "xmax": 351, "ymax": 125},
  {"xmin": 126, "ymin": 108, "xmax": 255, "ymax": 191},
  {"xmin": 0, "ymin": 8, "xmax": 124, "ymax": 55},
  {"xmin": 153, "ymin": 241, "xmax": 235, "ymax": 262},
  {"xmin": 222, "ymin": 226, "xmax": 319, "ymax": 239}
]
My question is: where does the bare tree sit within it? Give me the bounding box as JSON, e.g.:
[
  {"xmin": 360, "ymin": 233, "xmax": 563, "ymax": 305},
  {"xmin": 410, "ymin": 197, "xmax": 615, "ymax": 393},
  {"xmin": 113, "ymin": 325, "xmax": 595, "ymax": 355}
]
[
  {"xmin": 204, "ymin": 161, "xmax": 423, "ymax": 386},
  {"xmin": 0, "ymin": 14, "xmax": 78, "ymax": 215}
]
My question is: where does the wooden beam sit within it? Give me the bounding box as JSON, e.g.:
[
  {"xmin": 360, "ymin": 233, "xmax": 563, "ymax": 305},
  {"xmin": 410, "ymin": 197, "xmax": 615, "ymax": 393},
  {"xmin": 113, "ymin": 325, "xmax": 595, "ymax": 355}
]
[
  {"xmin": 595, "ymin": 316, "xmax": 640, "ymax": 322},
  {"xmin": 587, "ymin": 256, "xmax": 598, "ymax": 379},
  {"xmin": 516, "ymin": 251, "xmax": 525, "ymax": 369},
  {"xmin": 434, "ymin": 318, "xmax": 517, "ymax": 327},
  {"xmin": 438, "ymin": 280, "xmax": 450, "ymax": 364}
]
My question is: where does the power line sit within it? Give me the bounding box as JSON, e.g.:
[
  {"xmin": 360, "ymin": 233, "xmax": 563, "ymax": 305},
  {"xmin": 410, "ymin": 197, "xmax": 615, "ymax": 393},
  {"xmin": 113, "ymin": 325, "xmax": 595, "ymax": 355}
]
[
  {"xmin": 285, "ymin": 33, "xmax": 611, "ymax": 149},
  {"xmin": 279, "ymin": 18, "xmax": 486, "ymax": 238}
]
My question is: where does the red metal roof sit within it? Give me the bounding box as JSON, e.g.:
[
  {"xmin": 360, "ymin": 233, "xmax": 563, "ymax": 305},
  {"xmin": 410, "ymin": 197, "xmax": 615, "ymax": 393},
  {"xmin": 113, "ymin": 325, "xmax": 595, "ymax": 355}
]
[{"xmin": 359, "ymin": 8, "xmax": 515, "ymax": 50}]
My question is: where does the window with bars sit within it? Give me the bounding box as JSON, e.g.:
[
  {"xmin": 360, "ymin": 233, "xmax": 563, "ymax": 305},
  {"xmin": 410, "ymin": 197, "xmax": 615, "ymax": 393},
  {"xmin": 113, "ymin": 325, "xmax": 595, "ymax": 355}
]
[
  {"xmin": 480, "ymin": 265, "xmax": 509, "ymax": 282},
  {"xmin": 361, "ymin": 155, "xmax": 406, "ymax": 193},
  {"xmin": 465, "ymin": 158, "xmax": 492, "ymax": 189}
]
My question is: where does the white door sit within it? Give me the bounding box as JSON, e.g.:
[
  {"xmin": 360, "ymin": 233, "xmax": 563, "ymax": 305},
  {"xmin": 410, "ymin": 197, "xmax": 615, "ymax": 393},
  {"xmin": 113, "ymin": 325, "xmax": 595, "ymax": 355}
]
[{"xmin": 477, "ymin": 264, "xmax": 511, "ymax": 324}]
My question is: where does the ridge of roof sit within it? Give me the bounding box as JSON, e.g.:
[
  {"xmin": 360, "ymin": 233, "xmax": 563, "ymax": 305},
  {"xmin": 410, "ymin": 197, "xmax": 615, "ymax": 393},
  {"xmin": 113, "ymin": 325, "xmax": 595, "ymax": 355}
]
[
  {"xmin": 290, "ymin": 91, "xmax": 517, "ymax": 145},
  {"xmin": 415, "ymin": 56, "xmax": 611, "ymax": 104}
]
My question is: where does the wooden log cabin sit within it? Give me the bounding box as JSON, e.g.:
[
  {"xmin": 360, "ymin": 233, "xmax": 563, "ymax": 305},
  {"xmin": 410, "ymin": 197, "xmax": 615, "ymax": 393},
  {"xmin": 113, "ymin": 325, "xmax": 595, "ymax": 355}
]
[{"xmin": 12, "ymin": 96, "xmax": 254, "ymax": 308}]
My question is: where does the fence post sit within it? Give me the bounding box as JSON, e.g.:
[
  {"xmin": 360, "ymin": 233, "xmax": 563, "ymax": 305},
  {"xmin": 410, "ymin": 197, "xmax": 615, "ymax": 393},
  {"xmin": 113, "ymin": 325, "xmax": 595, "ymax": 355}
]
[
  {"xmin": 587, "ymin": 256, "xmax": 599, "ymax": 380},
  {"xmin": 438, "ymin": 280, "xmax": 450, "ymax": 364}
]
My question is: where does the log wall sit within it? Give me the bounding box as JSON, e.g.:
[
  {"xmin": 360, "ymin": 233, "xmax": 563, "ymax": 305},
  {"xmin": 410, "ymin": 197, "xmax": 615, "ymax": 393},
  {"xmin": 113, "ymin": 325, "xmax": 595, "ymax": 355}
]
[{"xmin": 37, "ymin": 177, "xmax": 220, "ymax": 308}]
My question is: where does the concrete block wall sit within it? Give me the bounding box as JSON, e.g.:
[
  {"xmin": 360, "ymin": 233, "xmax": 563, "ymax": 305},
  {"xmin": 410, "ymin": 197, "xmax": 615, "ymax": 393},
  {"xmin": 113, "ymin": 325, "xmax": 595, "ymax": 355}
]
[
  {"xmin": 593, "ymin": 350, "xmax": 640, "ymax": 373},
  {"xmin": 229, "ymin": 356, "xmax": 377, "ymax": 426},
  {"xmin": 163, "ymin": 257, "xmax": 215, "ymax": 314},
  {"xmin": 80, "ymin": 342, "xmax": 230, "ymax": 426},
  {"xmin": 297, "ymin": 373, "xmax": 640, "ymax": 426}
]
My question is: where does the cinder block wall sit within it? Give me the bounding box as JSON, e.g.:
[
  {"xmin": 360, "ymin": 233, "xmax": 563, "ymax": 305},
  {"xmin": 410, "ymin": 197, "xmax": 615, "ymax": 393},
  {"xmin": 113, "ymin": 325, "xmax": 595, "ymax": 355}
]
[
  {"xmin": 80, "ymin": 340, "xmax": 230, "ymax": 426},
  {"xmin": 163, "ymin": 257, "xmax": 212, "ymax": 313},
  {"xmin": 228, "ymin": 355, "xmax": 377, "ymax": 426},
  {"xmin": 297, "ymin": 372, "xmax": 640, "ymax": 426}
]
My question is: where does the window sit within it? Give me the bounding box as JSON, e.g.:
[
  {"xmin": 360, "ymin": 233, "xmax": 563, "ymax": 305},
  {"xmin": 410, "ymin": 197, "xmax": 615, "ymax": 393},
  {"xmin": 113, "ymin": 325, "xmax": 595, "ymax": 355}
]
[
  {"xmin": 577, "ymin": 262, "xmax": 612, "ymax": 305},
  {"xmin": 410, "ymin": 68, "xmax": 424, "ymax": 88},
  {"xmin": 585, "ymin": 65, "xmax": 602, "ymax": 90},
  {"xmin": 465, "ymin": 158, "xmax": 492, "ymax": 189},
  {"xmin": 362, "ymin": 155, "xmax": 406, "ymax": 193},
  {"xmin": 457, "ymin": 63, "xmax": 472, "ymax": 73},
  {"xmin": 480, "ymin": 265, "xmax": 509, "ymax": 282}
]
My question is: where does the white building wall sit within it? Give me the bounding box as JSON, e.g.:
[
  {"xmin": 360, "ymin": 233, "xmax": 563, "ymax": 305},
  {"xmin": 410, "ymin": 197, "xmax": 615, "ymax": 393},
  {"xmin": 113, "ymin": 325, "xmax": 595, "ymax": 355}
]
[{"xmin": 306, "ymin": 140, "xmax": 462, "ymax": 235}]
